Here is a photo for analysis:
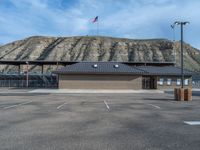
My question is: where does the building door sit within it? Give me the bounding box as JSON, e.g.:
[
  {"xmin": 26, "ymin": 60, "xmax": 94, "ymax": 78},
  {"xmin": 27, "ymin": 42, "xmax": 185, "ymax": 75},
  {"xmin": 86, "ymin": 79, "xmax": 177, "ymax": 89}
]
[{"xmin": 142, "ymin": 76, "xmax": 157, "ymax": 89}]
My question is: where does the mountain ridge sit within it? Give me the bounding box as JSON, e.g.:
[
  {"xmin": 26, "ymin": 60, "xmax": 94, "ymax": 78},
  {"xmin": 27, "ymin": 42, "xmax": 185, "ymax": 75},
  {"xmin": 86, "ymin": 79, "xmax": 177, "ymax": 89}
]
[{"xmin": 0, "ymin": 36, "xmax": 199, "ymax": 73}]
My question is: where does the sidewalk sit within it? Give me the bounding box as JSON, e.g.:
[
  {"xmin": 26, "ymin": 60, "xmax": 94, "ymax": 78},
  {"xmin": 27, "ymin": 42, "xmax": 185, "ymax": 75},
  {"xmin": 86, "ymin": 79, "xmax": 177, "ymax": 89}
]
[
  {"xmin": 29, "ymin": 89, "xmax": 164, "ymax": 94},
  {"xmin": 1, "ymin": 88, "xmax": 199, "ymax": 94},
  {"xmin": 0, "ymin": 88, "xmax": 30, "ymax": 94}
]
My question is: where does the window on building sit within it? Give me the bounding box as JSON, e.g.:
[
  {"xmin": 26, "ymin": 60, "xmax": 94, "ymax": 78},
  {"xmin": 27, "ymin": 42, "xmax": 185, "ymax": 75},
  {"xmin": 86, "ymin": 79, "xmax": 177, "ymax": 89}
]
[
  {"xmin": 159, "ymin": 78, "xmax": 164, "ymax": 85},
  {"xmin": 167, "ymin": 78, "xmax": 172, "ymax": 85},
  {"xmin": 184, "ymin": 79, "xmax": 189, "ymax": 86},
  {"xmin": 177, "ymin": 79, "xmax": 181, "ymax": 86}
]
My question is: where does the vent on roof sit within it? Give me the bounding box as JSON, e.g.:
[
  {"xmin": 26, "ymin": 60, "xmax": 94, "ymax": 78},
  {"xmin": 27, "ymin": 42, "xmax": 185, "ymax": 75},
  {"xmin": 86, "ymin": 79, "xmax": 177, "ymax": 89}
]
[
  {"xmin": 114, "ymin": 64, "xmax": 119, "ymax": 68},
  {"xmin": 93, "ymin": 64, "xmax": 98, "ymax": 68}
]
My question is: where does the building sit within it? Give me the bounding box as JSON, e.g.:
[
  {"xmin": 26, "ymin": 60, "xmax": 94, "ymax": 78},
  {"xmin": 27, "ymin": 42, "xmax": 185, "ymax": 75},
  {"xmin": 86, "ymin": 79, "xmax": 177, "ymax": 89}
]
[
  {"xmin": 53, "ymin": 62, "xmax": 193, "ymax": 90},
  {"xmin": 0, "ymin": 60, "xmax": 178, "ymax": 88}
]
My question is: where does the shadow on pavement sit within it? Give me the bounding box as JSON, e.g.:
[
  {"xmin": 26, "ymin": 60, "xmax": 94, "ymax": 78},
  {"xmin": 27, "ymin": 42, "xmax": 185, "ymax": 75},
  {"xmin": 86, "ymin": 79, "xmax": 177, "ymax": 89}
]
[
  {"xmin": 142, "ymin": 98, "xmax": 175, "ymax": 101},
  {"xmin": 165, "ymin": 90, "xmax": 200, "ymax": 97},
  {"xmin": 0, "ymin": 93, "xmax": 50, "ymax": 96}
]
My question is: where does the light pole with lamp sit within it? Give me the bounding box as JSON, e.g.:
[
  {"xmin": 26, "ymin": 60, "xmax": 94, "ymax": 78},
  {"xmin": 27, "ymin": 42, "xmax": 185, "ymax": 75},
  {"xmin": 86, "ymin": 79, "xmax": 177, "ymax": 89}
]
[{"xmin": 171, "ymin": 21, "xmax": 189, "ymax": 89}]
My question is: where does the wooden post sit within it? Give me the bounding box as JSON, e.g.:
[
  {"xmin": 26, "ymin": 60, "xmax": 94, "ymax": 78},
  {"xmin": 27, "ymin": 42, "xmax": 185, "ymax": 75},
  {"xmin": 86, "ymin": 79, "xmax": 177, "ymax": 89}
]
[
  {"xmin": 18, "ymin": 65, "xmax": 21, "ymax": 74},
  {"xmin": 26, "ymin": 62, "xmax": 29, "ymax": 88},
  {"xmin": 41, "ymin": 65, "xmax": 44, "ymax": 74}
]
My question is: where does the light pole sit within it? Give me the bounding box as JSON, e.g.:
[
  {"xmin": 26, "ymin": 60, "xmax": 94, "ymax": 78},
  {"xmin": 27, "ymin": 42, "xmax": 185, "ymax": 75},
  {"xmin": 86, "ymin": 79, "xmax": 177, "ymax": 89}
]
[
  {"xmin": 26, "ymin": 61, "xmax": 29, "ymax": 88},
  {"xmin": 170, "ymin": 24, "xmax": 176, "ymax": 63},
  {"xmin": 172, "ymin": 21, "xmax": 189, "ymax": 88}
]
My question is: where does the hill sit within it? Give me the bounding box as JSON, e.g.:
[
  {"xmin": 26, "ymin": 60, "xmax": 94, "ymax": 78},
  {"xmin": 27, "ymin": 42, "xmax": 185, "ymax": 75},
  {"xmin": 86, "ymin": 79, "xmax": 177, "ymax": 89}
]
[{"xmin": 0, "ymin": 36, "xmax": 199, "ymax": 73}]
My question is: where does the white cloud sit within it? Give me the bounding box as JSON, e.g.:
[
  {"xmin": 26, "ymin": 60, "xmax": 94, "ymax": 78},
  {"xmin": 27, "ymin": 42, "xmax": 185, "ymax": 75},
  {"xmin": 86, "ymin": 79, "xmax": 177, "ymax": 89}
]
[
  {"xmin": 0, "ymin": 0, "xmax": 200, "ymax": 48},
  {"xmin": 11, "ymin": 0, "xmax": 47, "ymax": 9}
]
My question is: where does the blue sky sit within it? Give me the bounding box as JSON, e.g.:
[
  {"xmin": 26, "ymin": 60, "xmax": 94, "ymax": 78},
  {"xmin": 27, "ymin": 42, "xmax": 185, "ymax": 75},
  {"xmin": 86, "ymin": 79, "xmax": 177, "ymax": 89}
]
[{"xmin": 0, "ymin": 0, "xmax": 200, "ymax": 49}]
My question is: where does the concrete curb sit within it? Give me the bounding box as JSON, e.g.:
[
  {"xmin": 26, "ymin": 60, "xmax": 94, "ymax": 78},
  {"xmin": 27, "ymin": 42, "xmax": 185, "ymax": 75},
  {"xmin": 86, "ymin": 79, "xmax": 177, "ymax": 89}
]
[{"xmin": 29, "ymin": 89, "xmax": 164, "ymax": 94}]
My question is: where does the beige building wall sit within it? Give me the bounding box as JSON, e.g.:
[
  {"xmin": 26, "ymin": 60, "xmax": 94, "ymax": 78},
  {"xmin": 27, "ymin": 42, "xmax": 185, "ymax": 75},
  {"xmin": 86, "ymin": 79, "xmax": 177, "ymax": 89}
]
[{"xmin": 59, "ymin": 74, "xmax": 142, "ymax": 89}]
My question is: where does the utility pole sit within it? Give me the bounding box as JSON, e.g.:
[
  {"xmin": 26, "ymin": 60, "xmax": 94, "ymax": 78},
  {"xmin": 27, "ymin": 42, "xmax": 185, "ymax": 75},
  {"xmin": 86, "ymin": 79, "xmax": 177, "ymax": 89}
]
[{"xmin": 172, "ymin": 21, "xmax": 189, "ymax": 88}]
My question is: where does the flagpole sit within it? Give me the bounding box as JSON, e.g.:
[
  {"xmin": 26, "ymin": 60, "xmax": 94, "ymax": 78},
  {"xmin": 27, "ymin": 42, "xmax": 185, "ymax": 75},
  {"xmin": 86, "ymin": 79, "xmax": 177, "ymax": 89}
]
[
  {"xmin": 173, "ymin": 27, "xmax": 176, "ymax": 65},
  {"xmin": 171, "ymin": 24, "xmax": 176, "ymax": 63},
  {"xmin": 92, "ymin": 16, "xmax": 99, "ymax": 36},
  {"xmin": 97, "ymin": 21, "xmax": 99, "ymax": 36},
  {"xmin": 97, "ymin": 19, "xmax": 99, "ymax": 36}
]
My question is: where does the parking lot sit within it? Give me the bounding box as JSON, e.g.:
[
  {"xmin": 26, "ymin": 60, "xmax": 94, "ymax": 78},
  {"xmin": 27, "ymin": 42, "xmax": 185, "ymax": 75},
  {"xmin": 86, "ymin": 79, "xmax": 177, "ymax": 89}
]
[{"xmin": 0, "ymin": 90, "xmax": 200, "ymax": 150}]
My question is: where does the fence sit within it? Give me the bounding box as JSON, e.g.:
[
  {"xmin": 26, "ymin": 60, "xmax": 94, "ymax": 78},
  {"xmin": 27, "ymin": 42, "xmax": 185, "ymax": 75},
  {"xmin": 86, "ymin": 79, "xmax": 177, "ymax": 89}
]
[
  {"xmin": 0, "ymin": 73, "xmax": 199, "ymax": 89},
  {"xmin": 193, "ymin": 80, "xmax": 200, "ymax": 88},
  {"xmin": 192, "ymin": 75, "xmax": 200, "ymax": 89},
  {"xmin": 0, "ymin": 74, "xmax": 58, "ymax": 88}
]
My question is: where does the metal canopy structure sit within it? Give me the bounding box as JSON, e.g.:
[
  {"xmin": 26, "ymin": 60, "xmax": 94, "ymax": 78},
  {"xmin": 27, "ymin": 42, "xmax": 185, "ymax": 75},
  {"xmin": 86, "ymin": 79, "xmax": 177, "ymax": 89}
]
[
  {"xmin": 0, "ymin": 60, "xmax": 175, "ymax": 66},
  {"xmin": 0, "ymin": 60, "xmax": 77, "ymax": 65}
]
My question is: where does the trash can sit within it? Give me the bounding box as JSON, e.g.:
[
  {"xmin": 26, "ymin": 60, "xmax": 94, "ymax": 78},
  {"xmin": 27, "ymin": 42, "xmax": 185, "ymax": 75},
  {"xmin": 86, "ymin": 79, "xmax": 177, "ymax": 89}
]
[
  {"xmin": 174, "ymin": 88, "xmax": 178, "ymax": 100},
  {"xmin": 178, "ymin": 88, "xmax": 184, "ymax": 101},
  {"xmin": 184, "ymin": 88, "xmax": 192, "ymax": 101}
]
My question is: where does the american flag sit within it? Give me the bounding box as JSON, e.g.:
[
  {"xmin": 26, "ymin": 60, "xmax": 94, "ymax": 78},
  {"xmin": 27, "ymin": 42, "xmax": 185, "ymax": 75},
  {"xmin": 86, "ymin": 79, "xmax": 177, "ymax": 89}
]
[{"xmin": 92, "ymin": 16, "xmax": 98, "ymax": 23}]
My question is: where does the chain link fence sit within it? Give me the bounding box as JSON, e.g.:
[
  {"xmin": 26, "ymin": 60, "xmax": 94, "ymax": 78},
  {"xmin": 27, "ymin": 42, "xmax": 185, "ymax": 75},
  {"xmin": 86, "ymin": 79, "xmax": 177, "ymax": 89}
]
[
  {"xmin": 0, "ymin": 74, "xmax": 58, "ymax": 88},
  {"xmin": 192, "ymin": 75, "xmax": 200, "ymax": 89}
]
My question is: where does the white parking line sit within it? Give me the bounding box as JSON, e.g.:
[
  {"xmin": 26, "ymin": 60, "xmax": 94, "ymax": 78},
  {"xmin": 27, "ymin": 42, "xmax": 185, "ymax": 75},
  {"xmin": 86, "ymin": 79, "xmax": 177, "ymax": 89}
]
[
  {"xmin": 104, "ymin": 100, "xmax": 110, "ymax": 110},
  {"xmin": 57, "ymin": 102, "xmax": 67, "ymax": 110},
  {"xmin": 147, "ymin": 104, "xmax": 161, "ymax": 109},
  {"xmin": 3, "ymin": 101, "xmax": 32, "ymax": 109},
  {"xmin": 184, "ymin": 121, "xmax": 200, "ymax": 125}
]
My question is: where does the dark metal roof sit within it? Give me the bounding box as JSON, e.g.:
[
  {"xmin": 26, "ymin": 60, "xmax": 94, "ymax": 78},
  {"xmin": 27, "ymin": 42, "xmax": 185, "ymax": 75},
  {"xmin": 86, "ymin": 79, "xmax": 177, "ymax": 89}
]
[
  {"xmin": 53, "ymin": 62, "xmax": 193, "ymax": 76},
  {"xmin": 124, "ymin": 61, "xmax": 175, "ymax": 66},
  {"xmin": 137, "ymin": 66, "xmax": 194, "ymax": 76},
  {"xmin": 53, "ymin": 62, "xmax": 146, "ymax": 74}
]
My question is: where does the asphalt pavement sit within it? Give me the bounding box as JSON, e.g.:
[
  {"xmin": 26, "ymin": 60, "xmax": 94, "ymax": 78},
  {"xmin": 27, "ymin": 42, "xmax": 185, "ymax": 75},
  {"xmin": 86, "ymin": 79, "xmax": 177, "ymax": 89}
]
[{"xmin": 0, "ymin": 91, "xmax": 200, "ymax": 150}]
